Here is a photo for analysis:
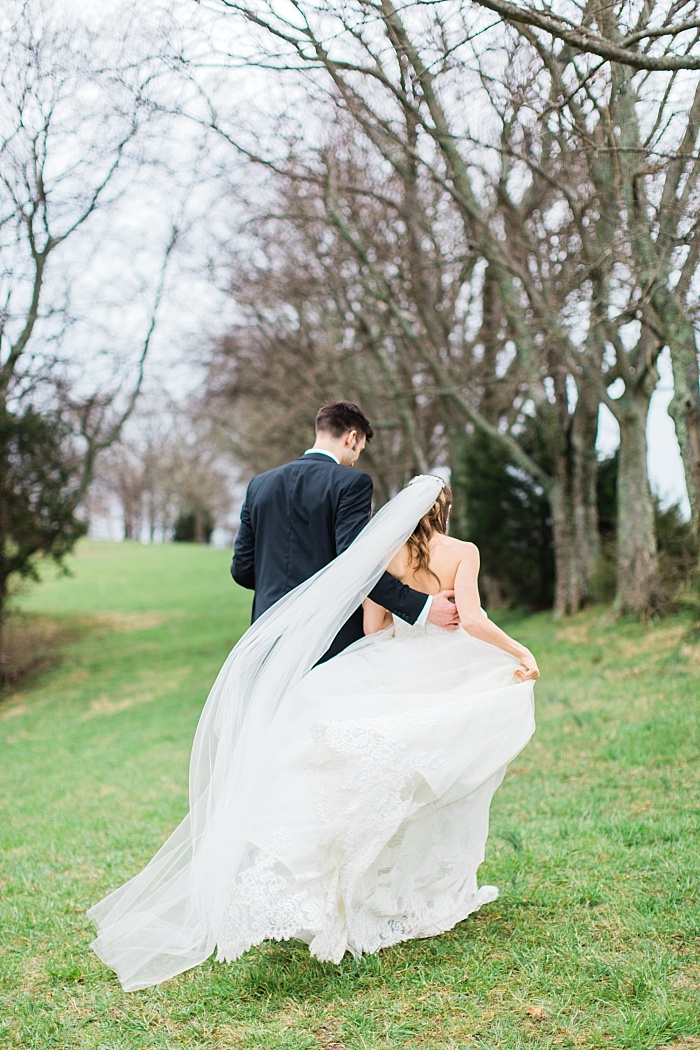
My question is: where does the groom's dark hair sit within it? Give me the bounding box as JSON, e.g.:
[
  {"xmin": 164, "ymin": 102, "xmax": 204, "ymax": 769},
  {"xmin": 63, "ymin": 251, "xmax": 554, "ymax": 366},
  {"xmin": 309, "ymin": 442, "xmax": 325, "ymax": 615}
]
[{"xmin": 316, "ymin": 401, "xmax": 374, "ymax": 441}]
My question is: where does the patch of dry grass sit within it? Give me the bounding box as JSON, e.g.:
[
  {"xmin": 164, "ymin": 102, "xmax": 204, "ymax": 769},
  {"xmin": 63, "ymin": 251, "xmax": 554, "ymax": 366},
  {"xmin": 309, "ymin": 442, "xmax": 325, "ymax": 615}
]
[{"xmin": 0, "ymin": 611, "xmax": 85, "ymax": 690}]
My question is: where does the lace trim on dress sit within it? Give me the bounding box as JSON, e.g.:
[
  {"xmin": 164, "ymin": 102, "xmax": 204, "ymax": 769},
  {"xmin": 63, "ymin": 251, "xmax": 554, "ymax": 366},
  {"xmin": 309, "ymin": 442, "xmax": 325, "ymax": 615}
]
[
  {"xmin": 216, "ymin": 713, "xmax": 498, "ymax": 964},
  {"xmin": 216, "ymin": 830, "xmax": 336, "ymax": 961}
]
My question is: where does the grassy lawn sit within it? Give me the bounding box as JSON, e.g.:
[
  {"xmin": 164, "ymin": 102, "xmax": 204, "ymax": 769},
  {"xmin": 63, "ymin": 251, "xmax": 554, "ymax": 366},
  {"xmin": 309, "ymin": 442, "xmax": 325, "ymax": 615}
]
[{"xmin": 1, "ymin": 539, "xmax": 699, "ymax": 1050}]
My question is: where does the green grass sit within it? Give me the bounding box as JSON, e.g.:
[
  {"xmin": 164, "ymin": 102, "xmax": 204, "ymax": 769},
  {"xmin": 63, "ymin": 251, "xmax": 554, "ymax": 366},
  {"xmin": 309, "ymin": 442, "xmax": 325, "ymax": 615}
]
[{"xmin": 1, "ymin": 539, "xmax": 699, "ymax": 1050}]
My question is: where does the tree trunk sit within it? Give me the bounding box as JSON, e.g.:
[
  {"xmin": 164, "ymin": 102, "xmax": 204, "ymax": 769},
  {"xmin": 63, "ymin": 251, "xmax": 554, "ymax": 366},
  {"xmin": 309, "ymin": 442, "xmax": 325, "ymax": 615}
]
[
  {"xmin": 548, "ymin": 392, "xmax": 600, "ymax": 618},
  {"xmin": 147, "ymin": 491, "xmax": 156, "ymax": 543},
  {"xmin": 193, "ymin": 510, "xmax": 206, "ymax": 544},
  {"xmin": 666, "ymin": 332, "xmax": 700, "ymax": 539},
  {"xmin": 0, "ymin": 578, "xmax": 8, "ymax": 688},
  {"xmin": 614, "ymin": 392, "xmax": 664, "ymax": 614},
  {"xmin": 549, "ymin": 477, "xmax": 587, "ymax": 618},
  {"xmin": 451, "ymin": 415, "xmax": 595, "ymax": 618},
  {"xmin": 448, "ymin": 424, "xmax": 470, "ymax": 542},
  {"xmin": 571, "ymin": 388, "xmax": 601, "ymax": 595}
]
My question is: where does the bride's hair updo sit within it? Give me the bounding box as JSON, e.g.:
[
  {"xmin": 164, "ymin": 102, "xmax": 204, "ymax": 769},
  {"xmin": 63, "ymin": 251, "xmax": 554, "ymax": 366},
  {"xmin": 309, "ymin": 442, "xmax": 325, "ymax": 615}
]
[{"xmin": 406, "ymin": 482, "xmax": 453, "ymax": 585}]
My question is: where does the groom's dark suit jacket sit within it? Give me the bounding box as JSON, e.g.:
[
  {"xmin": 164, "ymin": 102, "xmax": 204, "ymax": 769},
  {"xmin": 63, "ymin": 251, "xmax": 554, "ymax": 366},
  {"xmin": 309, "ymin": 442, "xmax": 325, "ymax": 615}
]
[{"xmin": 231, "ymin": 452, "xmax": 427, "ymax": 662}]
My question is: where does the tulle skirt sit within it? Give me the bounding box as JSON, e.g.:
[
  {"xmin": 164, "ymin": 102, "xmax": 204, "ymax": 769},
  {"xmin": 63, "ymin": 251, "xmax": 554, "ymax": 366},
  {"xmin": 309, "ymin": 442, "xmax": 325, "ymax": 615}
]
[{"xmin": 215, "ymin": 620, "xmax": 535, "ymax": 963}]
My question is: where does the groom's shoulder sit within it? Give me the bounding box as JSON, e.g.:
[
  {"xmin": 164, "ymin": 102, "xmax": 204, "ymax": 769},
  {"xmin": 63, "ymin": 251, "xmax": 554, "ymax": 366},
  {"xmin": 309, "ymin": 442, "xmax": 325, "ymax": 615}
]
[
  {"xmin": 245, "ymin": 460, "xmax": 296, "ymax": 496},
  {"xmin": 346, "ymin": 468, "xmax": 373, "ymax": 492},
  {"xmin": 325, "ymin": 463, "xmax": 373, "ymax": 493}
]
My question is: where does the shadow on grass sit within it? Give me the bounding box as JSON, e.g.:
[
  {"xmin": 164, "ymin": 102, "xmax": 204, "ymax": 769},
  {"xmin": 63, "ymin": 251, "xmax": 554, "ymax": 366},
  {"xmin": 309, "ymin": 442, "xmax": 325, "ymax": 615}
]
[
  {"xmin": 200, "ymin": 941, "xmax": 391, "ymax": 1006},
  {"xmin": 0, "ymin": 610, "xmax": 87, "ymax": 694},
  {"xmin": 199, "ymin": 904, "xmax": 525, "ymax": 1006}
]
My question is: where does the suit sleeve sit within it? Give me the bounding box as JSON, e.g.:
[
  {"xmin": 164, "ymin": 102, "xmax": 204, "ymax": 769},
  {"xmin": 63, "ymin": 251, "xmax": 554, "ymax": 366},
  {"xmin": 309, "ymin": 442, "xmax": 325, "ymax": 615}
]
[
  {"xmin": 334, "ymin": 471, "xmax": 374, "ymax": 554},
  {"xmin": 369, "ymin": 571, "xmax": 427, "ymax": 626},
  {"xmin": 231, "ymin": 494, "xmax": 256, "ymax": 590},
  {"xmin": 336, "ymin": 473, "xmax": 428, "ymax": 626}
]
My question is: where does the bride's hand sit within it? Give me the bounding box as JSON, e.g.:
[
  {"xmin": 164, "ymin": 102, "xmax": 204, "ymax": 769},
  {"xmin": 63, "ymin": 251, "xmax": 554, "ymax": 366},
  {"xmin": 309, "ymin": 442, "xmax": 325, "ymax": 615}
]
[{"xmin": 514, "ymin": 651, "xmax": 540, "ymax": 681}]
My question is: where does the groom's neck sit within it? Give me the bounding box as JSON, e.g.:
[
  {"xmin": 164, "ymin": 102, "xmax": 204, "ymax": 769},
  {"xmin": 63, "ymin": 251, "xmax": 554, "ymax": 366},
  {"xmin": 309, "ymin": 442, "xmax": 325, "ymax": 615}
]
[
  {"xmin": 309, "ymin": 437, "xmax": 352, "ymax": 467},
  {"xmin": 310, "ymin": 438, "xmax": 342, "ymax": 458}
]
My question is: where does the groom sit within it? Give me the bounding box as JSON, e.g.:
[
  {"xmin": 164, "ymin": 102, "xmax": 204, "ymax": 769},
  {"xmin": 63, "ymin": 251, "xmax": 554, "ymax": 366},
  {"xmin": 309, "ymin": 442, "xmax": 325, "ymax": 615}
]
[{"xmin": 231, "ymin": 400, "xmax": 460, "ymax": 662}]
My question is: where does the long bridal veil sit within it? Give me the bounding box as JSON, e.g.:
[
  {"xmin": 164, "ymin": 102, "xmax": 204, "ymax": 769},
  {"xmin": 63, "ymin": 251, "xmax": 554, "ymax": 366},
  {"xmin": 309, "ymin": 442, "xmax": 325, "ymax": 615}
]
[{"xmin": 88, "ymin": 474, "xmax": 445, "ymax": 991}]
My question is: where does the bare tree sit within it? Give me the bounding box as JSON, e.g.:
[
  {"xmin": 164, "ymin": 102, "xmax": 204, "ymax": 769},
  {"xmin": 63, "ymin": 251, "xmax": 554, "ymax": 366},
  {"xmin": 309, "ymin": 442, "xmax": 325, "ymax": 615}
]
[
  {"xmin": 0, "ymin": 0, "xmax": 183, "ymax": 666},
  {"xmin": 204, "ymin": 130, "xmax": 470, "ymax": 499},
  {"xmin": 466, "ymin": 0, "xmax": 700, "ymax": 72},
  {"xmin": 206, "ymin": 0, "xmax": 700, "ymax": 614},
  {"xmin": 502, "ymin": 17, "xmax": 700, "ymax": 609},
  {"xmin": 201, "ymin": 3, "xmax": 600, "ymax": 613},
  {"xmin": 0, "ymin": 2, "xmax": 184, "ymax": 453}
]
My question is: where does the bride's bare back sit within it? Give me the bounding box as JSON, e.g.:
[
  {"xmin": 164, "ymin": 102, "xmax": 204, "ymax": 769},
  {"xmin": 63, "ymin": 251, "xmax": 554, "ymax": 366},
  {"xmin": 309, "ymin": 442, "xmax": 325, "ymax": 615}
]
[
  {"xmin": 387, "ymin": 534, "xmax": 474, "ymax": 595},
  {"xmin": 364, "ymin": 534, "xmax": 540, "ymax": 682}
]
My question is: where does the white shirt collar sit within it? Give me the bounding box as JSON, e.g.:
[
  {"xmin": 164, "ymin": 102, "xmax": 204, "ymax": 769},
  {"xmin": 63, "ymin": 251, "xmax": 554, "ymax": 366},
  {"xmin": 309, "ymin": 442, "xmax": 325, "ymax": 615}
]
[{"xmin": 304, "ymin": 448, "xmax": 339, "ymax": 464}]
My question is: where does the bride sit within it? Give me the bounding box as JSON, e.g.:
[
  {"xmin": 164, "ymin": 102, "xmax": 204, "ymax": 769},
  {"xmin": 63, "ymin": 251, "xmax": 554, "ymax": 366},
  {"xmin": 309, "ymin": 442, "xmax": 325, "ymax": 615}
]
[{"xmin": 89, "ymin": 475, "xmax": 538, "ymax": 990}]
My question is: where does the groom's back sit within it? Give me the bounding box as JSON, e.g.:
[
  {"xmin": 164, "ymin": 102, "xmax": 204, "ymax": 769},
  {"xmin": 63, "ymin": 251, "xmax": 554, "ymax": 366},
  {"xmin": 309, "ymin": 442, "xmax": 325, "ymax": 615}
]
[{"xmin": 232, "ymin": 454, "xmax": 371, "ymax": 621}]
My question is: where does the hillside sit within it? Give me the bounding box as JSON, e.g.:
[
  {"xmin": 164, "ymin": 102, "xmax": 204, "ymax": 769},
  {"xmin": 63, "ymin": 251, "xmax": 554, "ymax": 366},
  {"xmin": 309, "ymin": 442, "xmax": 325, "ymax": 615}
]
[{"xmin": 1, "ymin": 540, "xmax": 698, "ymax": 1050}]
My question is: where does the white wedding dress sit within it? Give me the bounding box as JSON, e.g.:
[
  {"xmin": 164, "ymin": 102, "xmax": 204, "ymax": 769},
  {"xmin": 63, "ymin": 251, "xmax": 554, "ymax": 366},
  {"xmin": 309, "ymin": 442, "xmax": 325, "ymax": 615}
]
[
  {"xmin": 216, "ymin": 618, "xmax": 535, "ymax": 963},
  {"xmin": 89, "ymin": 476, "xmax": 536, "ymax": 990}
]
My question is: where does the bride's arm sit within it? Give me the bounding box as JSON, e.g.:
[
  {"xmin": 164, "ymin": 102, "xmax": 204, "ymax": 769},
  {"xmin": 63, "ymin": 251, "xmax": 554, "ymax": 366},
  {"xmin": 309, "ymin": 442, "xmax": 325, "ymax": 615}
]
[
  {"xmin": 363, "ymin": 598, "xmax": 393, "ymax": 634},
  {"xmin": 454, "ymin": 544, "xmax": 540, "ymax": 681},
  {"xmin": 364, "ymin": 546, "xmax": 409, "ymax": 634}
]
